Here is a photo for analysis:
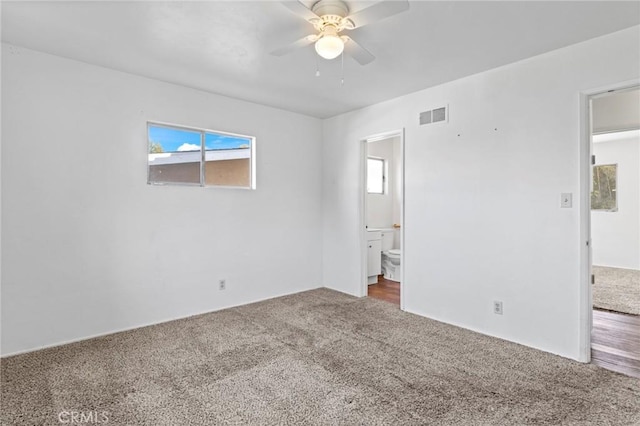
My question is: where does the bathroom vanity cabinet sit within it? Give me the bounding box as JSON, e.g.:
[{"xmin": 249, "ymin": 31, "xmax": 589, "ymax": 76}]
[{"xmin": 367, "ymin": 231, "xmax": 382, "ymax": 278}]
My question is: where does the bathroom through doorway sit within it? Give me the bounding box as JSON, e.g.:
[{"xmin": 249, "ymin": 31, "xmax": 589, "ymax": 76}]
[{"xmin": 361, "ymin": 130, "xmax": 405, "ymax": 308}]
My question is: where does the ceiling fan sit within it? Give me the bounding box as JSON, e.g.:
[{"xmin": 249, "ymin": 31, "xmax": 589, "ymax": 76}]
[{"xmin": 271, "ymin": 0, "xmax": 409, "ymax": 65}]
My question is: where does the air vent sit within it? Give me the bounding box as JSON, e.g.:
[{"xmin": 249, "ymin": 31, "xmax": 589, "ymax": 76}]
[
  {"xmin": 419, "ymin": 111, "xmax": 432, "ymax": 125},
  {"xmin": 432, "ymin": 107, "xmax": 446, "ymax": 122},
  {"xmin": 419, "ymin": 105, "xmax": 448, "ymax": 126}
]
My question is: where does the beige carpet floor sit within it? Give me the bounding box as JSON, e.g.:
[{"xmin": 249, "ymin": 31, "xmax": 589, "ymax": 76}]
[
  {"xmin": 593, "ymin": 266, "xmax": 640, "ymax": 315},
  {"xmin": 2, "ymin": 288, "xmax": 639, "ymax": 425}
]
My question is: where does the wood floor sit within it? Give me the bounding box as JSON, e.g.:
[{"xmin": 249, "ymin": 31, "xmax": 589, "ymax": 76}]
[
  {"xmin": 368, "ymin": 276, "xmax": 400, "ymax": 306},
  {"xmin": 591, "ymin": 309, "xmax": 640, "ymax": 378}
]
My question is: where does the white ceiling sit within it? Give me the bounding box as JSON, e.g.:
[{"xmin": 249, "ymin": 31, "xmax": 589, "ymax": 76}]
[{"xmin": 2, "ymin": 1, "xmax": 639, "ymax": 118}]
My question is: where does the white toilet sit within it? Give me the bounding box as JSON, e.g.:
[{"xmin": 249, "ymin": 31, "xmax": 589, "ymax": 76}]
[
  {"xmin": 380, "ymin": 229, "xmax": 401, "ymax": 282},
  {"xmin": 382, "ymin": 249, "xmax": 401, "ymax": 282}
]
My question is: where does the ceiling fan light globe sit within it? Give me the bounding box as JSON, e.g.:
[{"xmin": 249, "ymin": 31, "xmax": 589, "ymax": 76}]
[{"xmin": 315, "ymin": 34, "xmax": 344, "ymax": 60}]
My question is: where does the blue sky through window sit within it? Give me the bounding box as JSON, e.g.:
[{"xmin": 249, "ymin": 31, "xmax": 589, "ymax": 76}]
[
  {"xmin": 205, "ymin": 132, "xmax": 250, "ymax": 151},
  {"xmin": 149, "ymin": 125, "xmax": 250, "ymax": 153}
]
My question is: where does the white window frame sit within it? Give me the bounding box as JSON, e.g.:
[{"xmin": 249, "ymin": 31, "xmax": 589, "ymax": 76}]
[
  {"xmin": 367, "ymin": 157, "xmax": 386, "ymax": 194},
  {"xmin": 147, "ymin": 121, "xmax": 256, "ymax": 190}
]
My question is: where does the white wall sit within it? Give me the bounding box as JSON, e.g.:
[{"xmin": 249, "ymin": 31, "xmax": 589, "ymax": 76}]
[
  {"xmin": 322, "ymin": 26, "xmax": 640, "ymax": 361},
  {"xmin": 0, "ymin": 40, "xmax": 3, "ymax": 356},
  {"xmin": 1, "ymin": 44, "xmax": 323, "ymax": 356},
  {"xmin": 592, "ymin": 134, "xmax": 640, "ymax": 269},
  {"xmin": 366, "ymin": 138, "xmax": 398, "ymax": 229},
  {"xmin": 391, "ymin": 138, "xmax": 402, "ymax": 237}
]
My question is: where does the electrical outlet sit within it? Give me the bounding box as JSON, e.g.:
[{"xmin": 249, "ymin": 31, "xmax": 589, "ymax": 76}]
[
  {"xmin": 219, "ymin": 279, "xmax": 226, "ymax": 290},
  {"xmin": 493, "ymin": 301, "xmax": 503, "ymax": 315}
]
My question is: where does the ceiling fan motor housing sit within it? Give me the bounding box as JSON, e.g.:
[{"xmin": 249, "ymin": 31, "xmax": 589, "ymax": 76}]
[
  {"xmin": 311, "ymin": 0, "xmax": 354, "ymax": 32},
  {"xmin": 312, "ymin": 0, "xmax": 350, "ymax": 18}
]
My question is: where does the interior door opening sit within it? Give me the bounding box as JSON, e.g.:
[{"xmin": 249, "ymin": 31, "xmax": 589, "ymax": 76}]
[
  {"xmin": 587, "ymin": 86, "xmax": 640, "ymax": 378},
  {"xmin": 361, "ymin": 130, "xmax": 405, "ymax": 309}
]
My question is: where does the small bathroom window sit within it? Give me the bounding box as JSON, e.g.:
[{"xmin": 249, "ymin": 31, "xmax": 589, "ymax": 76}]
[{"xmin": 367, "ymin": 157, "xmax": 385, "ymax": 194}]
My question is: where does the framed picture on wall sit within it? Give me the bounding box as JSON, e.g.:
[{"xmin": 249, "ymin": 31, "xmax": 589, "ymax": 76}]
[{"xmin": 591, "ymin": 164, "xmax": 618, "ymax": 211}]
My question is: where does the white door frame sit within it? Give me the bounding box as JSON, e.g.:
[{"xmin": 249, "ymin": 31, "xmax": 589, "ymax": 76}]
[
  {"xmin": 360, "ymin": 128, "xmax": 406, "ymax": 310},
  {"xmin": 578, "ymin": 79, "xmax": 639, "ymax": 362}
]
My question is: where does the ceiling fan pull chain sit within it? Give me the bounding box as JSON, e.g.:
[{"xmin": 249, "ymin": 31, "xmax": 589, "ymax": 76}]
[{"xmin": 315, "ymin": 54, "xmax": 320, "ymax": 77}]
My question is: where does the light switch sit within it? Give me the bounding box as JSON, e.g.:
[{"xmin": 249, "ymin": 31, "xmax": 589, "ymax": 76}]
[{"xmin": 561, "ymin": 193, "xmax": 572, "ymax": 208}]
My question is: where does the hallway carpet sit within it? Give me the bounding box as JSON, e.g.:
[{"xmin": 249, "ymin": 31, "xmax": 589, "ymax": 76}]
[
  {"xmin": 2, "ymin": 289, "xmax": 639, "ymax": 425},
  {"xmin": 593, "ymin": 266, "xmax": 640, "ymax": 315}
]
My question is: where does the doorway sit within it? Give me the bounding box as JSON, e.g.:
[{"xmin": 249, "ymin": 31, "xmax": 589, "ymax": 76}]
[
  {"xmin": 586, "ymin": 85, "xmax": 640, "ymax": 378},
  {"xmin": 361, "ymin": 130, "xmax": 405, "ymax": 309}
]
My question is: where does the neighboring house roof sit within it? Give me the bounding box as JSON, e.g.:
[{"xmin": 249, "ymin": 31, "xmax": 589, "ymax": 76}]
[{"xmin": 149, "ymin": 148, "xmax": 250, "ymax": 166}]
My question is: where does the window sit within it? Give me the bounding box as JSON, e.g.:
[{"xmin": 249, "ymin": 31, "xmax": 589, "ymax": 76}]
[
  {"xmin": 591, "ymin": 164, "xmax": 617, "ymax": 211},
  {"xmin": 367, "ymin": 157, "xmax": 385, "ymax": 194},
  {"xmin": 147, "ymin": 123, "xmax": 255, "ymax": 189}
]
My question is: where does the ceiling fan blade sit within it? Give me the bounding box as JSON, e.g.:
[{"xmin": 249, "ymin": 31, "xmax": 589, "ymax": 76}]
[
  {"xmin": 343, "ymin": 36, "xmax": 375, "ymax": 65},
  {"xmin": 270, "ymin": 35, "xmax": 317, "ymax": 56},
  {"xmin": 281, "ymin": 1, "xmax": 320, "ymax": 22},
  {"xmin": 346, "ymin": 0, "xmax": 409, "ymax": 29}
]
